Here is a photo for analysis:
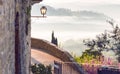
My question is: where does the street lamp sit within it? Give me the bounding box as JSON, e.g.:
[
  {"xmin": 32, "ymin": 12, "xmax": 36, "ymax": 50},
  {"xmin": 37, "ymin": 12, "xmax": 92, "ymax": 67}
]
[
  {"xmin": 40, "ymin": 6, "xmax": 47, "ymax": 17},
  {"xmin": 31, "ymin": 6, "xmax": 47, "ymax": 18}
]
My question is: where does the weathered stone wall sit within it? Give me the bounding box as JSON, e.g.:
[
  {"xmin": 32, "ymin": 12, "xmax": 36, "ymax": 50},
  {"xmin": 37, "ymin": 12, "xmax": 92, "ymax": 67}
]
[
  {"xmin": 0, "ymin": 0, "xmax": 41, "ymax": 74},
  {"xmin": 16, "ymin": 0, "xmax": 31, "ymax": 74},
  {"xmin": 0, "ymin": 0, "xmax": 15, "ymax": 74}
]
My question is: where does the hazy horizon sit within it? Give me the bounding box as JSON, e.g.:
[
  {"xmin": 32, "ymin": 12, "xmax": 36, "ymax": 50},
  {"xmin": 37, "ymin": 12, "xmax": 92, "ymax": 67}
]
[
  {"xmin": 31, "ymin": 1, "xmax": 120, "ymax": 56},
  {"xmin": 38, "ymin": 0, "xmax": 120, "ymax": 22}
]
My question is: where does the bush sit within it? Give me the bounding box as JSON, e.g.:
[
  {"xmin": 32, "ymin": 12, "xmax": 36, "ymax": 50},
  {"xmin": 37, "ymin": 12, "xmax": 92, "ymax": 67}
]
[{"xmin": 31, "ymin": 63, "xmax": 52, "ymax": 74}]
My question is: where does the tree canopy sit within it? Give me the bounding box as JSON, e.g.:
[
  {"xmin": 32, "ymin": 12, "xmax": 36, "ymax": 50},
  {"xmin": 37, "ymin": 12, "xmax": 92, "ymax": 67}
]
[{"xmin": 83, "ymin": 19, "xmax": 120, "ymax": 62}]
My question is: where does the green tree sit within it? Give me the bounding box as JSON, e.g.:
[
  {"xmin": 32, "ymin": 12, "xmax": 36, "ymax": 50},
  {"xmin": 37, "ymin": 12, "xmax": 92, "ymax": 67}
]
[
  {"xmin": 74, "ymin": 49, "xmax": 102, "ymax": 63},
  {"xmin": 83, "ymin": 19, "xmax": 120, "ymax": 62},
  {"xmin": 51, "ymin": 31, "xmax": 58, "ymax": 46}
]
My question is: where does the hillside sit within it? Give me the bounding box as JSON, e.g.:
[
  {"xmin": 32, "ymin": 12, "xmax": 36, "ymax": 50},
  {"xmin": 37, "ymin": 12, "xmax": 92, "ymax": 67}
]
[{"xmin": 31, "ymin": 4, "xmax": 108, "ymax": 20}]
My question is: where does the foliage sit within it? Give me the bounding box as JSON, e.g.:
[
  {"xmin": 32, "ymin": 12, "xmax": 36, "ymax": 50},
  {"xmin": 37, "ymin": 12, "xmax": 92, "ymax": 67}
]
[
  {"xmin": 31, "ymin": 63, "xmax": 52, "ymax": 74},
  {"xmin": 51, "ymin": 31, "xmax": 58, "ymax": 46},
  {"xmin": 75, "ymin": 19, "xmax": 120, "ymax": 64},
  {"xmin": 74, "ymin": 49, "xmax": 102, "ymax": 63},
  {"xmin": 83, "ymin": 19, "xmax": 120, "ymax": 62},
  {"xmin": 74, "ymin": 19, "xmax": 120, "ymax": 74},
  {"xmin": 83, "ymin": 32, "xmax": 110, "ymax": 52}
]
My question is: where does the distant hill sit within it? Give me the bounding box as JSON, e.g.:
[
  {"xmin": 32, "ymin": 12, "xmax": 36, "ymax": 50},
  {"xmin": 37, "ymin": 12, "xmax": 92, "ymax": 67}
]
[
  {"xmin": 62, "ymin": 39, "xmax": 87, "ymax": 56},
  {"xmin": 31, "ymin": 4, "xmax": 72, "ymax": 16},
  {"xmin": 31, "ymin": 4, "xmax": 108, "ymax": 20}
]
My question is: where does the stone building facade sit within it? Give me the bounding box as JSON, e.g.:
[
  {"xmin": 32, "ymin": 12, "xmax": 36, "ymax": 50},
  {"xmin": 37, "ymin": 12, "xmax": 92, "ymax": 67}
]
[{"xmin": 0, "ymin": 0, "xmax": 42, "ymax": 74}]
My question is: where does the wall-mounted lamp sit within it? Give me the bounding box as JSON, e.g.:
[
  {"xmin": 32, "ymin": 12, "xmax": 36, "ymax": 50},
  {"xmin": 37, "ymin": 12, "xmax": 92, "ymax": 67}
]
[
  {"xmin": 31, "ymin": 6, "xmax": 47, "ymax": 18},
  {"xmin": 40, "ymin": 6, "xmax": 47, "ymax": 17}
]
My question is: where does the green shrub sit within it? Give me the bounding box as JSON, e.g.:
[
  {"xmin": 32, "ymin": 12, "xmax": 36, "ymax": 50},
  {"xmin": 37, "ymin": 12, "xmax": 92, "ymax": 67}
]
[{"xmin": 31, "ymin": 63, "xmax": 52, "ymax": 74}]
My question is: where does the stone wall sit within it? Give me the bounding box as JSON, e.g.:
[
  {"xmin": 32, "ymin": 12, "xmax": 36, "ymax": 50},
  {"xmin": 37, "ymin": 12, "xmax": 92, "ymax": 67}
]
[
  {"xmin": 16, "ymin": 0, "xmax": 31, "ymax": 74},
  {"xmin": 0, "ymin": 0, "xmax": 15, "ymax": 74},
  {"xmin": 31, "ymin": 38, "xmax": 86, "ymax": 74},
  {"xmin": 0, "ymin": 0, "xmax": 42, "ymax": 74}
]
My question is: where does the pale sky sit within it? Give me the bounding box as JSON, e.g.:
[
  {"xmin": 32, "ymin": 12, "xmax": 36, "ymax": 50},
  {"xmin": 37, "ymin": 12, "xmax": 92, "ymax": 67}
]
[
  {"xmin": 32, "ymin": 0, "xmax": 120, "ymax": 55},
  {"xmin": 38, "ymin": 0, "xmax": 120, "ymax": 23},
  {"xmin": 42, "ymin": 0, "xmax": 120, "ymax": 3},
  {"xmin": 32, "ymin": 0, "xmax": 120, "ymax": 39},
  {"xmin": 42, "ymin": 0, "xmax": 120, "ymax": 5}
]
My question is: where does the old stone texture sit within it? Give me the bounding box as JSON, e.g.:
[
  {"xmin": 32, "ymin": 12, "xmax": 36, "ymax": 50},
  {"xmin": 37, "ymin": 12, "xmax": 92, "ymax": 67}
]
[
  {"xmin": 0, "ymin": 0, "xmax": 41, "ymax": 74},
  {"xmin": 0, "ymin": 0, "xmax": 15, "ymax": 74},
  {"xmin": 0, "ymin": 0, "xmax": 3, "ymax": 5},
  {"xmin": 16, "ymin": 0, "xmax": 31, "ymax": 74}
]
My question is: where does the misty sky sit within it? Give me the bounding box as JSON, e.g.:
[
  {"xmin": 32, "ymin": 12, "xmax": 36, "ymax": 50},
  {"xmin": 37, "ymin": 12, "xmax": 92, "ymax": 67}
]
[
  {"xmin": 31, "ymin": 0, "xmax": 120, "ymax": 55},
  {"xmin": 39, "ymin": 0, "xmax": 120, "ymax": 22},
  {"xmin": 31, "ymin": 0, "xmax": 120, "ymax": 41},
  {"xmin": 42, "ymin": 0, "xmax": 120, "ymax": 9},
  {"xmin": 42, "ymin": 0, "xmax": 120, "ymax": 5}
]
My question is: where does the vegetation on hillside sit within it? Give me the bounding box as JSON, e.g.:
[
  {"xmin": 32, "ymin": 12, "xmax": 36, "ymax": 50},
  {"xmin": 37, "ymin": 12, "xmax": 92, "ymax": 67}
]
[
  {"xmin": 74, "ymin": 49, "xmax": 102, "ymax": 64},
  {"xmin": 73, "ymin": 20, "xmax": 120, "ymax": 74},
  {"xmin": 75, "ymin": 19, "xmax": 120, "ymax": 63}
]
